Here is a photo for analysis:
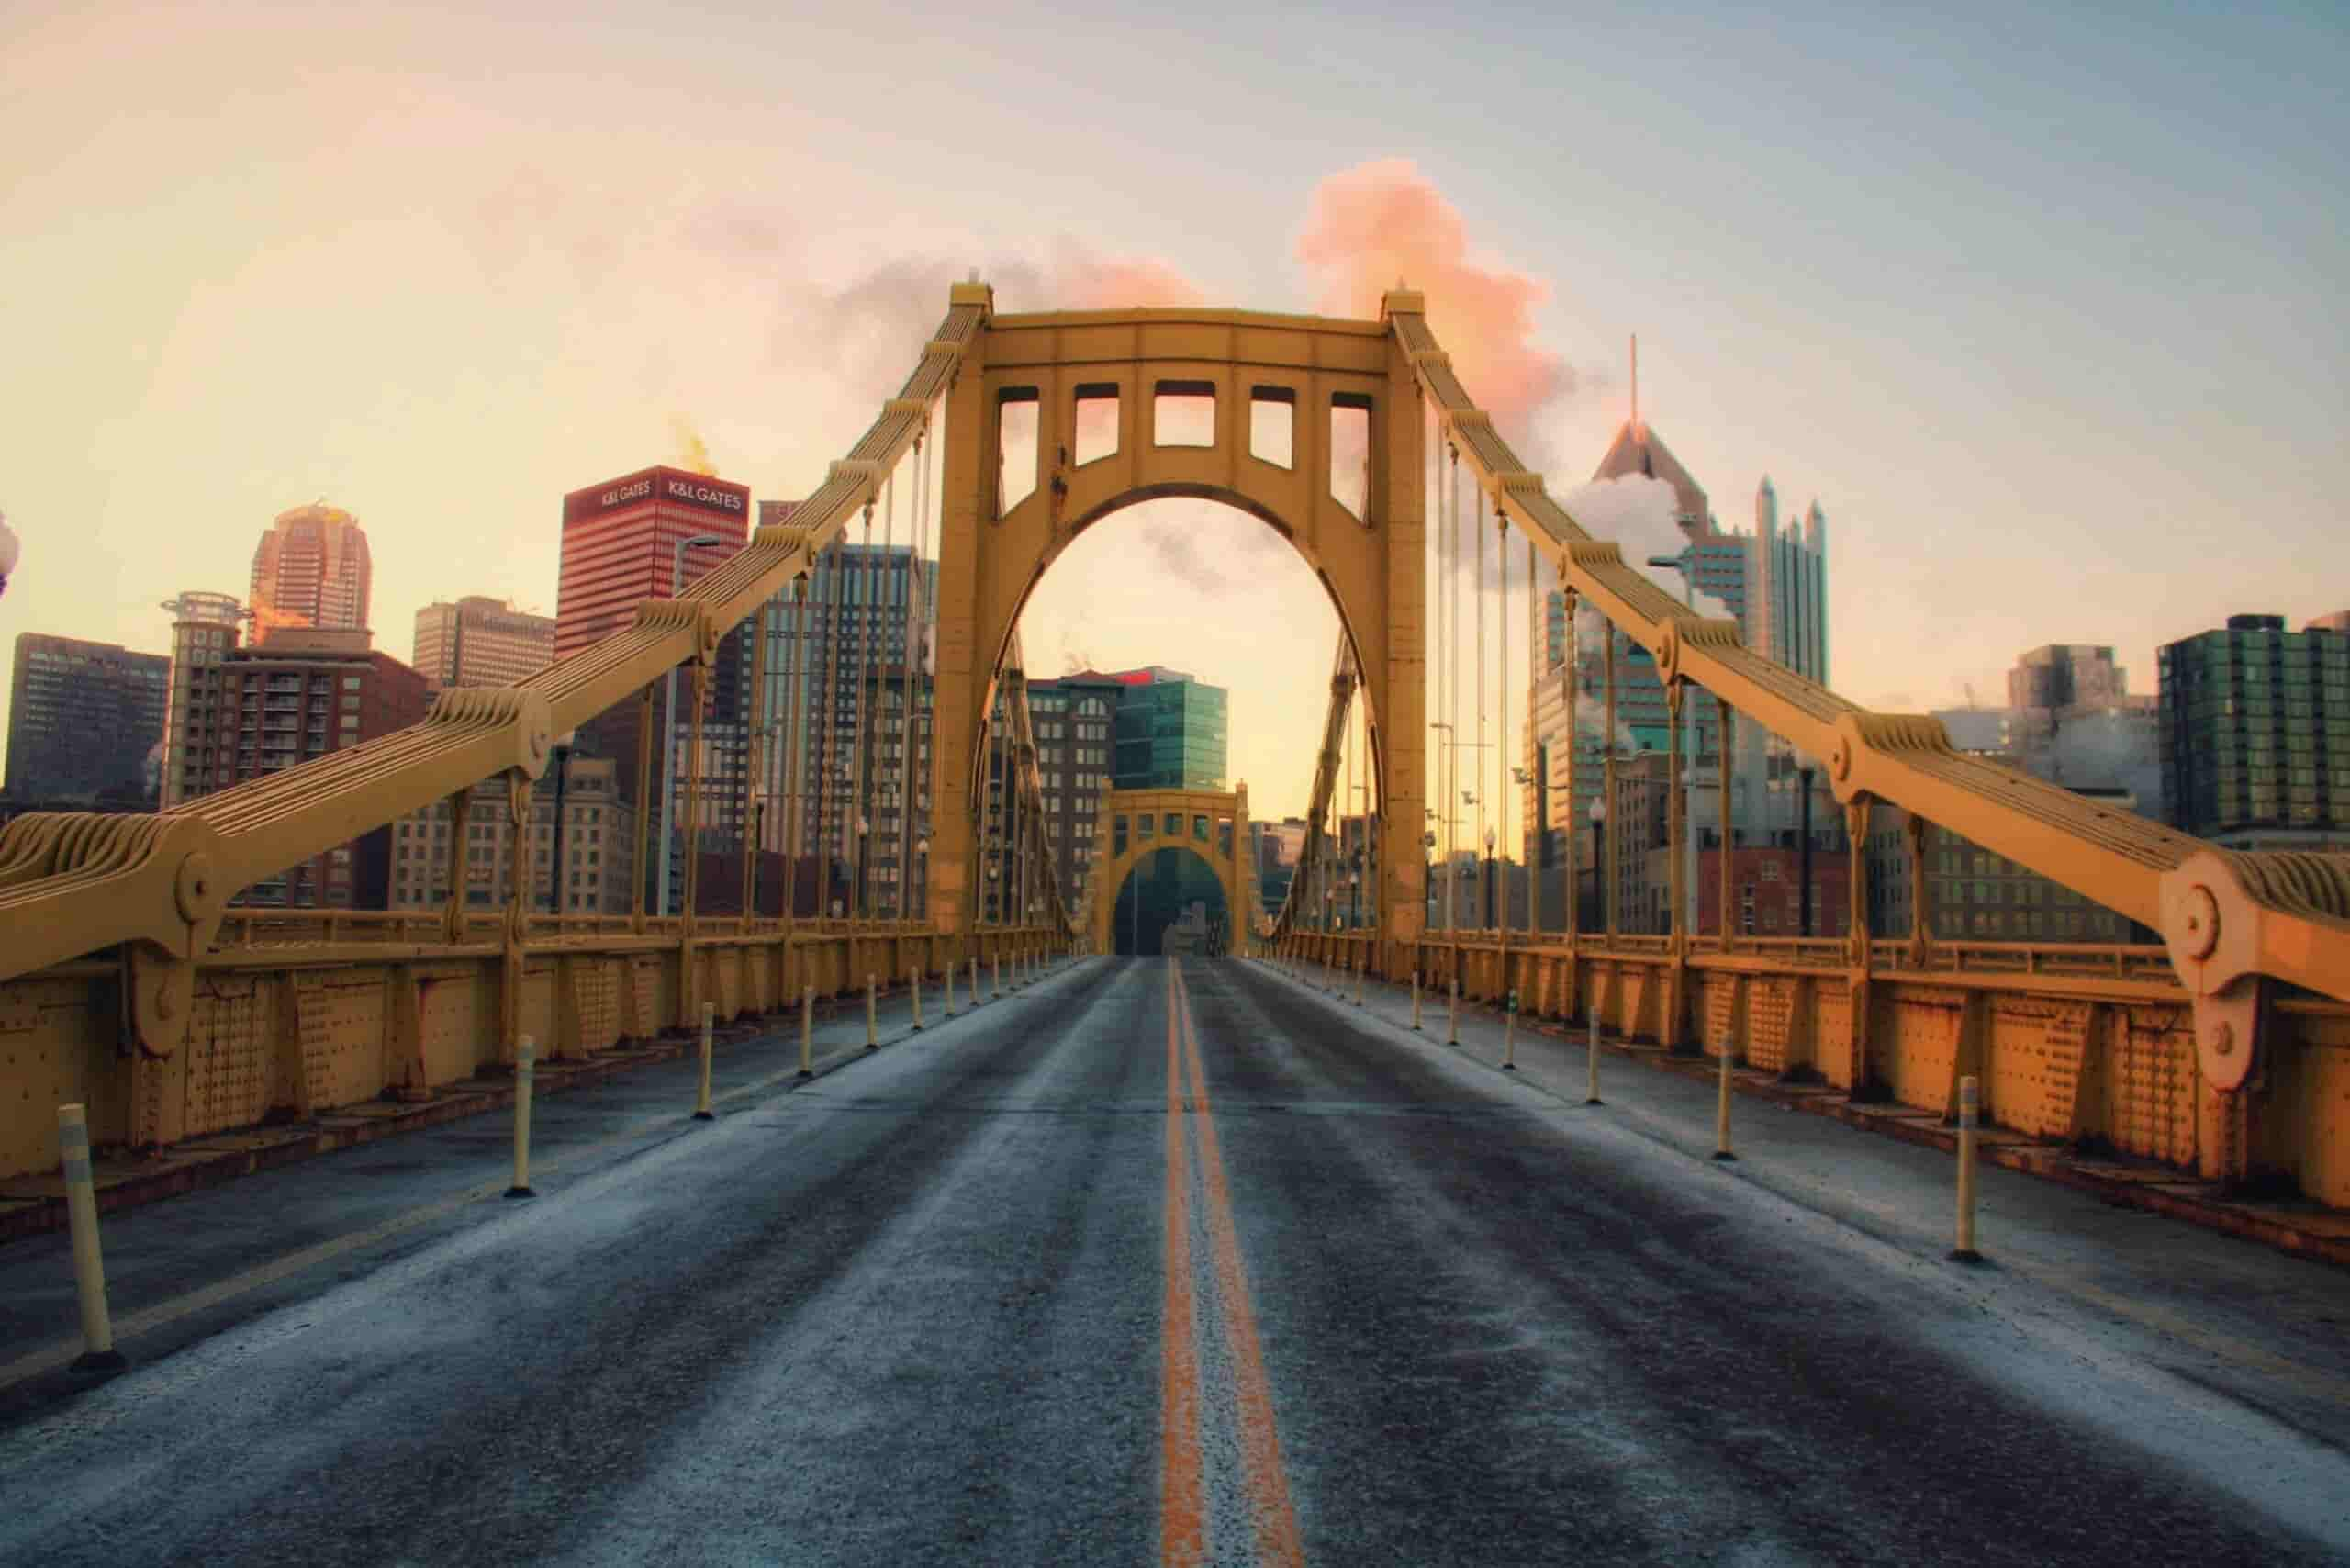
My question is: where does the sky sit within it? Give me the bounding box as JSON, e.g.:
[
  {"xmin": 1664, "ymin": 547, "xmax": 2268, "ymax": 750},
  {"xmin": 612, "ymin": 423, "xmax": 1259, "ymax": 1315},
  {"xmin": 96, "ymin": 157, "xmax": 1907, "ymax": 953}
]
[{"xmin": 3, "ymin": 0, "xmax": 2344, "ymax": 821}]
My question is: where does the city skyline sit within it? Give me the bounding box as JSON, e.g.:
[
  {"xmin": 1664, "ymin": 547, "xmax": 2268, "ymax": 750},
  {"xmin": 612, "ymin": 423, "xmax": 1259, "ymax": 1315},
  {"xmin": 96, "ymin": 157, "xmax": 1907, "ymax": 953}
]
[{"xmin": 3, "ymin": 2, "xmax": 2344, "ymax": 821}]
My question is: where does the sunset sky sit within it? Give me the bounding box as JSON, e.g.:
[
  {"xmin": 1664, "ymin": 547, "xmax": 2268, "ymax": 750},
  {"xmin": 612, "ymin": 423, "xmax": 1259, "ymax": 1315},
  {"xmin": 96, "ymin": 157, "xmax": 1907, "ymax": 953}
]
[{"xmin": 4, "ymin": 0, "xmax": 2344, "ymax": 819}]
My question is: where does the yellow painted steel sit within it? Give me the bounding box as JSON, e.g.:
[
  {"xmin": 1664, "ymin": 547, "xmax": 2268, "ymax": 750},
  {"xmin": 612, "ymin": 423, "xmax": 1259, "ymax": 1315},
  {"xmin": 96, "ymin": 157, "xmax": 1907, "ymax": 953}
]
[
  {"xmin": 911, "ymin": 966, "xmax": 923, "ymax": 1031},
  {"xmin": 1086, "ymin": 786, "xmax": 1252, "ymax": 957},
  {"xmin": 0, "ymin": 283, "xmax": 2345, "ymax": 1207},
  {"xmin": 1380, "ymin": 291, "xmax": 2348, "ymax": 1086}
]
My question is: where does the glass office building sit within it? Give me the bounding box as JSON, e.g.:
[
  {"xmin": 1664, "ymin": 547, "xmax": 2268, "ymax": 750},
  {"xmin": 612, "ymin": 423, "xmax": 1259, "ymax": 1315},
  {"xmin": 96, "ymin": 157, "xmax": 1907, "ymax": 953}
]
[{"xmin": 1113, "ymin": 669, "xmax": 1228, "ymax": 790}]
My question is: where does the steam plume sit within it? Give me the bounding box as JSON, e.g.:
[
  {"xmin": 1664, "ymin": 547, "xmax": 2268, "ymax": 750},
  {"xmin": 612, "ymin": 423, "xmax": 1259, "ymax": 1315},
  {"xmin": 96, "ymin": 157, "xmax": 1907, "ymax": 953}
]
[
  {"xmin": 670, "ymin": 415, "xmax": 716, "ymax": 476},
  {"xmin": 1298, "ymin": 159, "xmax": 1577, "ymax": 457}
]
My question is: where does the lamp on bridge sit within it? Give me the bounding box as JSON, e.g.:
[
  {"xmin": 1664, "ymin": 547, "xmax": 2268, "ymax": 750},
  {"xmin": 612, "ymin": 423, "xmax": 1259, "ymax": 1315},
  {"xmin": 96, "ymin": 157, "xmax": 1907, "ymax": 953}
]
[
  {"xmin": 1589, "ymin": 798, "xmax": 1608, "ymax": 939},
  {"xmin": 545, "ymin": 729, "xmax": 576, "ymax": 918},
  {"xmin": 855, "ymin": 812, "xmax": 869, "ymax": 922},
  {"xmin": 1483, "ymin": 826, "xmax": 1497, "ymax": 930}
]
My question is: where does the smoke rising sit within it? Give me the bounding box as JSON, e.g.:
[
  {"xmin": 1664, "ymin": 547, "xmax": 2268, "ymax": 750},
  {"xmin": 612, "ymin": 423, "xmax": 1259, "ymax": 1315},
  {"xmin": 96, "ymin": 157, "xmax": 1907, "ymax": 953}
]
[
  {"xmin": 669, "ymin": 415, "xmax": 715, "ymax": 476},
  {"xmin": 1298, "ymin": 158, "xmax": 1581, "ymax": 469},
  {"xmin": 1556, "ymin": 475, "xmax": 1737, "ymax": 623}
]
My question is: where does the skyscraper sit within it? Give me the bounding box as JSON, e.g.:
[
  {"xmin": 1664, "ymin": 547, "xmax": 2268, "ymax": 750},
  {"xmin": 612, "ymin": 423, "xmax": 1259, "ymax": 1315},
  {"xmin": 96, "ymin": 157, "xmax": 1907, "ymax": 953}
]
[
  {"xmin": 555, "ymin": 466, "xmax": 750, "ymax": 662},
  {"xmin": 4, "ymin": 633, "xmax": 170, "ymax": 806},
  {"xmin": 760, "ymin": 539, "xmax": 925, "ymax": 916},
  {"xmin": 1528, "ymin": 423, "xmax": 1834, "ymax": 899},
  {"xmin": 251, "ymin": 504, "xmax": 371, "ymax": 632},
  {"xmin": 412, "ymin": 597, "xmax": 557, "ymax": 690},
  {"xmin": 1109, "ymin": 666, "xmax": 1228, "ymax": 790},
  {"xmin": 558, "ymin": 465, "xmax": 752, "ymax": 910},
  {"xmin": 173, "ymin": 628, "xmax": 431, "ymax": 906},
  {"xmin": 159, "ymin": 590, "xmax": 245, "ymax": 807},
  {"xmin": 2158, "ymin": 611, "xmax": 2350, "ymax": 849}
]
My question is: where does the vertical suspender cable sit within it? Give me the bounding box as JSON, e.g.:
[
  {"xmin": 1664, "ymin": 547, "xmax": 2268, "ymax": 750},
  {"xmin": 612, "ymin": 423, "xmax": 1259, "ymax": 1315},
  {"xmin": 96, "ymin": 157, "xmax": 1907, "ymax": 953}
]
[
  {"xmin": 1474, "ymin": 481, "xmax": 1487, "ymax": 932},
  {"xmin": 1528, "ymin": 535, "xmax": 1539, "ymax": 938},
  {"xmin": 780, "ymin": 571, "xmax": 807, "ymax": 922},
  {"xmin": 1429, "ymin": 419, "xmax": 1445, "ymax": 935},
  {"xmin": 846, "ymin": 496, "xmax": 878, "ymax": 920},
  {"xmin": 876, "ymin": 454, "xmax": 897, "ymax": 922},
  {"xmin": 1446, "ymin": 446, "xmax": 1460, "ymax": 934},
  {"xmin": 1498, "ymin": 506, "xmax": 1509, "ymax": 938},
  {"xmin": 898, "ymin": 422, "xmax": 926, "ymax": 924}
]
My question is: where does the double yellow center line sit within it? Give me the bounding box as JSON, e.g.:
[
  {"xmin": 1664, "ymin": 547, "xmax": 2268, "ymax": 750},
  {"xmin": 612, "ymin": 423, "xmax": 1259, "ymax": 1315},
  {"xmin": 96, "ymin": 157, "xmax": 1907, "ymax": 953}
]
[{"xmin": 1161, "ymin": 959, "xmax": 1304, "ymax": 1567}]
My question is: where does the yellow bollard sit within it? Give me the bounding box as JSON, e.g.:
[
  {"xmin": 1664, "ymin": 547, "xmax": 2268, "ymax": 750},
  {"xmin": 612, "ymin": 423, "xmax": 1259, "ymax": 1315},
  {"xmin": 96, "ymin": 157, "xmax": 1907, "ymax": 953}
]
[
  {"xmin": 865, "ymin": 973, "xmax": 878, "ymax": 1051},
  {"xmin": 55, "ymin": 1103, "xmax": 125, "ymax": 1373},
  {"xmin": 507, "ymin": 1036, "xmax": 537, "ymax": 1198},
  {"xmin": 971, "ymin": 956, "xmax": 982, "ymax": 1005},
  {"xmin": 1950, "ymin": 1075, "xmax": 1983, "ymax": 1262},
  {"xmin": 1448, "ymin": 978, "xmax": 1461, "ymax": 1046},
  {"xmin": 992, "ymin": 955, "xmax": 1002, "ymax": 1001},
  {"xmin": 798, "ymin": 986, "xmax": 814, "ymax": 1080},
  {"xmin": 944, "ymin": 959, "xmax": 957, "ymax": 1017},
  {"xmin": 1354, "ymin": 957, "xmax": 1366, "ymax": 1007},
  {"xmin": 1711, "ymin": 1034, "xmax": 1735, "ymax": 1160},
  {"xmin": 1504, "ymin": 991, "xmax": 1517, "ymax": 1070},
  {"xmin": 694, "ymin": 1002, "xmax": 716, "ymax": 1121},
  {"xmin": 911, "ymin": 966, "xmax": 924, "ymax": 1031},
  {"xmin": 1411, "ymin": 971, "xmax": 1423, "ymax": 1032},
  {"xmin": 1584, "ymin": 1005, "xmax": 1603, "ymax": 1105}
]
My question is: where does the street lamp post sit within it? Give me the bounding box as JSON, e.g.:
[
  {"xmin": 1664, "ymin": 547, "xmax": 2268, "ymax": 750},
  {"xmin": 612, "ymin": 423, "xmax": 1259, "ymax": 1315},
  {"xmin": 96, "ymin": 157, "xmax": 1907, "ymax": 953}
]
[
  {"xmin": 544, "ymin": 729, "xmax": 575, "ymax": 917},
  {"xmin": 1589, "ymin": 797, "xmax": 1611, "ymax": 939},
  {"xmin": 658, "ymin": 533, "xmax": 729, "ymax": 918}
]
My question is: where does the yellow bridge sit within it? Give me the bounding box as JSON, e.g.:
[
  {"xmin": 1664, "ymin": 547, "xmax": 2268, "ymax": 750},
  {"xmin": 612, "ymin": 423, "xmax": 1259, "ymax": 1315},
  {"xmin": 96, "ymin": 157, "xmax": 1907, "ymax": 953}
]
[{"xmin": 2, "ymin": 285, "xmax": 2345, "ymax": 1205}]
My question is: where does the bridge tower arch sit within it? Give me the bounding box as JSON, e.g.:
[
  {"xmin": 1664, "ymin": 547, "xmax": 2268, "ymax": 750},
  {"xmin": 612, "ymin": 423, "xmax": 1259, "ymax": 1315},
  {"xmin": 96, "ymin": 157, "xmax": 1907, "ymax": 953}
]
[
  {"xmin": 928, "ymin": 297, "xmax": 1425, "ymax": 963},
  {"xmin": 1082, "ymin": 786, "xmax": 1251, "ymax": 956}
]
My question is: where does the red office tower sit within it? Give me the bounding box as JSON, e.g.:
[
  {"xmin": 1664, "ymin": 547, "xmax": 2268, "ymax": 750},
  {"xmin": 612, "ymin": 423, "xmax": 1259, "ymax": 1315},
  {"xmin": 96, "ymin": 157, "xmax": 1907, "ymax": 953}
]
[
  {"xmin": 556, "ymin": 466, "xmax": 752, "ymax": 663},
  {"xmin": 557, "ymin": 467, "xmax": 753, "ymax": 905}
]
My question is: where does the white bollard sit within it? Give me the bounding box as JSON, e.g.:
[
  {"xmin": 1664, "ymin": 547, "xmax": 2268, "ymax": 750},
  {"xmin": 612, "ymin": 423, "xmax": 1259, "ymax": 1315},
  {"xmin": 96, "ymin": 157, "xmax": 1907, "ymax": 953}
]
[
  {"xmin": 1712, "ymin": 1032, "xmax": 1736, "ymax": 1161},
  {"xmin": 694, "ymin": 1002, "xmax": 716, "ymax": 1120},
  {"xmin": 1354, "ymin": 957, "xmax": 1366, "ymax": 1007},
  {"xmin": 865, "ymin": 973, "xmax": 878, "ymax": 1051},
  {"xmin": 992, "ymin": 955, "xmax": 1002, "ymax": 1001},
  {"xmin": 971, "ymin": 956, "xmax": 982, "ymax": 1005},
  {"xmin": 911, "ymin": 966, "xmax": 924, "ymax": 1031},
  {"xmin": 1504, "ymin": 991, "xmax": 1517, "ymax": 1070},
  {"xmin": 55, "ymin": 1103, "xmax": 125, "ymax": 1373},
  {"xmin": 1448, "ymin": 978, "xmax": 1461, "ymax": 1046},
  {"xmin": 1411, "ymin": 971, "xmax": 1423, "ymax": 1032},
  {"xmin": 799, "ymin": 986, "xmax": 815, "ymax": 1079},
  {"xmin": 944, "ymin": 959, "xmax": 958, "ymax": 1017},
  {"xmin": 1585, "ymin": 1005, "xmax": 1603, "ymax": 1105},
  {"xmin": 508, "ymin": 1036, "xmax": 538, "ymax": 1197},
  {"xmin": 1951, "ymin": 1075, "xmax": 1983, "ymax": 1262}
]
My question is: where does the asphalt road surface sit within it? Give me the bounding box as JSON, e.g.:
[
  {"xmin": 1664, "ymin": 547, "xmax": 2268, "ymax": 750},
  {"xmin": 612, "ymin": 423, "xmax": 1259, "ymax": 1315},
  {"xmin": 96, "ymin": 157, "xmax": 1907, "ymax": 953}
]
[{"xmin": 2, "ymin": 956, "xmax": 2346, "ymax": 1566}]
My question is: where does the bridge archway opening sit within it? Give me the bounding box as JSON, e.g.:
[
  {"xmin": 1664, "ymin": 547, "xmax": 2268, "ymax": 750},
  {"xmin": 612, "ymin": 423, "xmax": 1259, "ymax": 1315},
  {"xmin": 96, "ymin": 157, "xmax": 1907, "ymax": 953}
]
[
  {"xmin": 925, "ymin": 305, "xmax": 1428, "ymax": 950},
  {"xmin": 1002, "ymin": 496, "xmax": 1365, "ymax": 947},
  {"xmin": 1107, "ymin": 845, "xmax": 1232, "ymax": 957}
]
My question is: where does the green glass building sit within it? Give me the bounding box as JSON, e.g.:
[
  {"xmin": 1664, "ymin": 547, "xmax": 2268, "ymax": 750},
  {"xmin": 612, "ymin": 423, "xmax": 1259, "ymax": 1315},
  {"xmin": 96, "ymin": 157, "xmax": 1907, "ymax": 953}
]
[
  {"xmin": 1113, "ymin": 668, "xmax": 1227, "ymax": 790},
  {"xmin": 2157, "ymin": 612, "xmax": 2350, "ymax": 849}
]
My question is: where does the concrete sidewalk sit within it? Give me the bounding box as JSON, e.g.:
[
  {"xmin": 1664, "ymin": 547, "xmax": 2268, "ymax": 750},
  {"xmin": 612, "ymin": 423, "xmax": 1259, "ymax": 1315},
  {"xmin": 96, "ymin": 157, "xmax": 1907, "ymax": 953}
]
[
  {"xmin": 0, "ymin": 962, "xmax": 1030, "ymax": 1245},
  {"xmin": 0, "ymin": 956, "xmax": 1091, "ymax": 1425},
  {"xmin": 1253, "ymin": 953, "xmax": 2350, "ymax": 1452},
  {"xmin": 1266, "ymin": 954, "xmax": 2350, "ymax": 1269}
]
